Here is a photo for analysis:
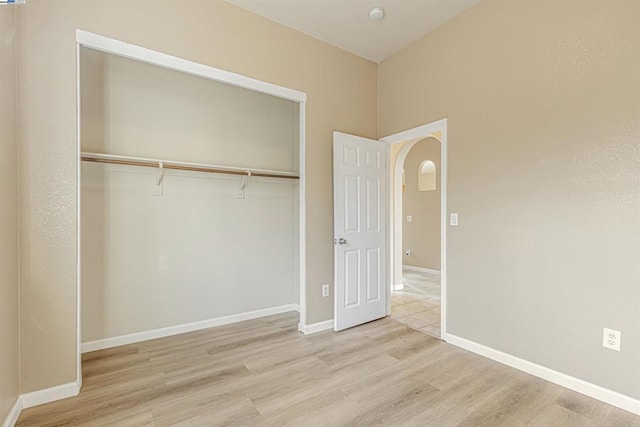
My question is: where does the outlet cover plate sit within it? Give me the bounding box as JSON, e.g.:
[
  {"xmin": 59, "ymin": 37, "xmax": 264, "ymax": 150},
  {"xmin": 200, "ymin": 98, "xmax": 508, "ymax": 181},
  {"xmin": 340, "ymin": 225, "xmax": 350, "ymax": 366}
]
[{"xmin": 603, "ymin": 328, "xmax": 621, "ymax": 351}]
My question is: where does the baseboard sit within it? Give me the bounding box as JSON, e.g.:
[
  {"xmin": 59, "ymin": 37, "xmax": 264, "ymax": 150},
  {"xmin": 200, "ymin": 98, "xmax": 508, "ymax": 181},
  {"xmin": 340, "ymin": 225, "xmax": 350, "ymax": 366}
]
[
  {"xmin": 82, "ymin": 303, "xmax": 300, "ymax": 353},
  {"xmin": 20, "ymin": 380, "xmax": 81, "ymax": 410},
  {"xmin": 446, "ymin": 334, "xmax": 640, "ymax": 416},
  {"xmin": 403, "ymin": 265, "xmax": 441, "ymax": 275},
  {"xmin": 2, "ymin": 397, "xmax": 22, "ymax": 427},
  {"xmin": 298, "ymin": 319, "xmax": 334, "ymax": 334}
]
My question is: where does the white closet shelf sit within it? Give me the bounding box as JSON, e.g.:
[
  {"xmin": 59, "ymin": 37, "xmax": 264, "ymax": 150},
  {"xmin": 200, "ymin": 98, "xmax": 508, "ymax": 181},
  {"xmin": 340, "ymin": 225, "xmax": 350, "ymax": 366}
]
[{"xmin": 80, "ymin": 152, "xmax": 299, "ymax": 180}]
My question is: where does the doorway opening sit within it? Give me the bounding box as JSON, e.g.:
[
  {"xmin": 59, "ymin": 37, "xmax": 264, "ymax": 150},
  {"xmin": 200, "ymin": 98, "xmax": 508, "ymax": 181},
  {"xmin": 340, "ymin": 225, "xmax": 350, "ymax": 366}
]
[
  {"xmin": 389, "ymin": 137, "xmax": 442, "ymax": 337},
  {"xmin": 380, "ymin": 119, "xmax": 447, "ymax": 340}
]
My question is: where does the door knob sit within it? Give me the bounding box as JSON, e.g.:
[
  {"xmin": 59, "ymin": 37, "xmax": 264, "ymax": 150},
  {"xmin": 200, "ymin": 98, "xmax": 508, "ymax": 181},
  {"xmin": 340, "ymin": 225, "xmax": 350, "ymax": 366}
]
[{"xmin": 337, "ymin": 238, "xmax": 347, "ymax": 245}]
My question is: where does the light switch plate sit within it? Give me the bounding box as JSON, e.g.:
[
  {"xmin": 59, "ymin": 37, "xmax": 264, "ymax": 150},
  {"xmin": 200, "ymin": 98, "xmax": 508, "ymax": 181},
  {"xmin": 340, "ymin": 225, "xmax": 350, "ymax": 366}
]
[
  {"xmin": 450, "ymin": 213, "xmax": 459, "ymax": 226},
  {"xmin": 407, "ymin": 215, "xmax": 413, "ymax": 222}
]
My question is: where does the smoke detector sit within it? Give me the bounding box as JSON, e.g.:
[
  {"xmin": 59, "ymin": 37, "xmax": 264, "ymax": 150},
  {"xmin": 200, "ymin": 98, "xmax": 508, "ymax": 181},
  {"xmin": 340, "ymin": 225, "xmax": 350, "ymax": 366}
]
[{"xmin": 369, "ymin": 7, "xmax": 385, "ymax": 22}]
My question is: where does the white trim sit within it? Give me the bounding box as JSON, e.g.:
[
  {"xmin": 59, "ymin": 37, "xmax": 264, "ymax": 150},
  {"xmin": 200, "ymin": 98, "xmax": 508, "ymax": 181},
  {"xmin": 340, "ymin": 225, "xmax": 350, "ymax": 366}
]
[
  {"xmin": 76, "ymin": 30, "xmax": 306, "ymax": 103},
  {"xmin": 82, "ymin": 304, "xmax": 300, "ymax": 353},
  {"xmin": 379, "ymin": 119, "xmax": 448, "ymax": 144},
  {"xmin": 1, "ymin": 398, "xmax": 22, "ymax": 427},
  {"xmin": 298, "ymin": 319, "xmax": 334, "ymax": 335},
  {"xmin": 380, "ymin": 118, "xmax": 448, "ymax": 340},
  {"xmin": 447, "ymin": 334, "xmax": 640, "ymax": 416},
  {"xmin": 403, "ymin": 265, "xmax": 441, "ymax": 275},
  {"xmin": 440, "ymin": 122, "xmax": 448, "ymax": 342},
  {"xmin": 75, "ymin": 37, "xmax": 83, "ymax": 392},
  {"xmin": 298, "ymin": 101, "xmax": 307, "ymax": 328},
  {"xmin": 386, "ymin": 144, "xmax": 393, "ymax": 315},
  {"xmin": 20, "ymin": 381, "xmax": 81, "ymax": 410}
]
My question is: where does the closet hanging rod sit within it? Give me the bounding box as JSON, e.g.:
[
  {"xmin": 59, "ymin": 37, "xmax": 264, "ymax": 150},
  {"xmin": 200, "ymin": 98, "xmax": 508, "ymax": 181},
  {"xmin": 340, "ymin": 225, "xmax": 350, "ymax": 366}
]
[{"xmin": 80, "ymin": 152, "xmax": 299, "ymax": 180}]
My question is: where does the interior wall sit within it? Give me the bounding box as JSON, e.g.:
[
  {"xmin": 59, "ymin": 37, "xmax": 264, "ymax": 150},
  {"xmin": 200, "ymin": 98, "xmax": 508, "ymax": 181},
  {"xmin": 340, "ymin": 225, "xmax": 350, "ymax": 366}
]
[
  {"xmin": 83, "ymin": 51, "xmax": 300, "ymax": 171},
  {"xmin": 81, "ymin": 165, "xmax": 298, "ymax": 342},
  {"xmin": 402, "ymin": 138, "xmax": 441, "ymax": 271},
  {"xmin": 379, "ymin": 0, "xmax": 640, "ymax": 399},
  {"xmin": 80, "ymin": 50, "xmax": 299, "ymax": 343},
  {"xmin": 17, "ymin": 0, "xmax": 377, "ymax": 393},
  {"xmin": 0, "ymin": 4, "xmax": 20, "ymax": 422}
]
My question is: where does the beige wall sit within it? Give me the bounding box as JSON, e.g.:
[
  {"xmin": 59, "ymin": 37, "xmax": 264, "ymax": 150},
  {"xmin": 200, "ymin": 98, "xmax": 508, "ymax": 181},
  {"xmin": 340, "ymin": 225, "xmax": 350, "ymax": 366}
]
[
  {"xmin": 0, "ymin": 4, "xmax": 20, "ymax": 422},
  {"xmin": 379, "ymin": 0, "xmax": 640, "ymax": 398},
  {"xmin": 402, "ymin": 138, "xmax": 441, "ymax": 271},
  {"xmin": 17, "ymin": 0, "xmax": 376, "ymax": 393}
]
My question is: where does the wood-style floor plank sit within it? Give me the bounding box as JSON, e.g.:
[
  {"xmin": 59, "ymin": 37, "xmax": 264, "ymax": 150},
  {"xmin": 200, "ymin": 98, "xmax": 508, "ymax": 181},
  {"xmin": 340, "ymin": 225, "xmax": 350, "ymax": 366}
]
[{"xmin": 16, "ymin": 312, "xmax": 640, "ymax": 426}]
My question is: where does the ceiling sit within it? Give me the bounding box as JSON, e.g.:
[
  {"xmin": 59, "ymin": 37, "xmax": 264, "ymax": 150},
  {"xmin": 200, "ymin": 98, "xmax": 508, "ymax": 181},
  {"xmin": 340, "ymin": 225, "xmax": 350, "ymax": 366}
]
[{"xmin": 226, "ymin": 0, "xmax": 479, "ymax": 63}]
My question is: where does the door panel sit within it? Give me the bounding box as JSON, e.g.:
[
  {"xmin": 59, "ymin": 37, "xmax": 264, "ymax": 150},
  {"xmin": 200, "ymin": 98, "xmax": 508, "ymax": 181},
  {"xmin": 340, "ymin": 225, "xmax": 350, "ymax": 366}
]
[
  {"xmin": 344, "ymin": 249, "xmax": 360, "ymax": 308},
  {"xmin": 366, "ymin": 248, "xmax": 381, "ymax": 302},
  {"xmin": 334, "ymin": 132, "xmax": 387, "ymax": 331},
  {"xmin": 366, "ymin": 177, "xmax": 380, "ymax": 231},
  {"xmin": 344, "ymin": 176, "xmax": 360, "ymax": 232}
]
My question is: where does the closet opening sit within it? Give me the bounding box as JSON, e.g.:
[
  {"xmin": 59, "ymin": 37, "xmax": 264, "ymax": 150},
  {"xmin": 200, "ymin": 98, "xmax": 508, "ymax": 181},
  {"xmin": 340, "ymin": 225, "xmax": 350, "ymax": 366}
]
[{"xmin": 76, "ymin": 31, "xmax": 306, "ymax": 381}]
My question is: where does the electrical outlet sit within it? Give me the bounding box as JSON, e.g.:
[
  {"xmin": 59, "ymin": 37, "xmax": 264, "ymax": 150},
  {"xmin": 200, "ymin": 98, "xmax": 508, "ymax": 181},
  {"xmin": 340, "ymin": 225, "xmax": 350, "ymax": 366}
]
[
  {"xmin": 322, "ymin": 284, "xmax": 330, "ymax": 297},
  {"xmin": 405, "ymin": 249, "xmax": 411, "ymax": 256},
  {"xmin": 603, "ymin": 328, "xmax": 621, "ymax": 351}
]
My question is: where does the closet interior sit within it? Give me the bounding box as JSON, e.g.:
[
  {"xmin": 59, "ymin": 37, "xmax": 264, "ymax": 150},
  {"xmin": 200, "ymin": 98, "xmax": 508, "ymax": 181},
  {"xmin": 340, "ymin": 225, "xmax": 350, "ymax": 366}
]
[{"xmin": 79, "ymin": 45, "xmax": 302, "ymax": 350}]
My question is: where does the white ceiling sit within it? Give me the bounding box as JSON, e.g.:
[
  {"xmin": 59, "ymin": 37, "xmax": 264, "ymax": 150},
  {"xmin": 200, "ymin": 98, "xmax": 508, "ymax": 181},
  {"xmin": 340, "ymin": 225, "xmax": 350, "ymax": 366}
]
[{"xmin": 227, "ymin": 0, "xmax": 479, "ymax": 63}]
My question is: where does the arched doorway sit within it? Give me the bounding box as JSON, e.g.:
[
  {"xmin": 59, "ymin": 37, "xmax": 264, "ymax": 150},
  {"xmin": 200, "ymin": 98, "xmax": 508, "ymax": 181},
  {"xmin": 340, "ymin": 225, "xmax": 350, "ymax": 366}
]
[{"xmin": 389, "ymin": 137, "xmax": 442, "ymax": 337}]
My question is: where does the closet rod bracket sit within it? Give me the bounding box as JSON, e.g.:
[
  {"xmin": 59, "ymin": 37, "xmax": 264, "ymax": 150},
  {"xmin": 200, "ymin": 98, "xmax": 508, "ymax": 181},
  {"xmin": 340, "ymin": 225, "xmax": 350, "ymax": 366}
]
[
  {"xmin": 237, "ymin": 171, "xmax": 251, "ymax": 199},
  {"xmin": 153, "ymin": 161, "xmax": 164, "ymax": 196}
]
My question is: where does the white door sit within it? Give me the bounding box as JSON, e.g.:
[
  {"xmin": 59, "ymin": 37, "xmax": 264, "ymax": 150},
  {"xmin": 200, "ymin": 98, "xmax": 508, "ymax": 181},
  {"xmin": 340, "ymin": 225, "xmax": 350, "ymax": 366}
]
[{"xmin": 333, "ymin": 132, "xmax": 387, "ymax": 331}]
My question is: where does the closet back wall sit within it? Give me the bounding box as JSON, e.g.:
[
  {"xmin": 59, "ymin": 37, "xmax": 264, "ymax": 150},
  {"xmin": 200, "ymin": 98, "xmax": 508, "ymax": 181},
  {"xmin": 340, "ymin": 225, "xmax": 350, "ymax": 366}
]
[
  {"xmin": 81, "ymin": 49, "xmax": 299, "ymax": 343},
  {"xmin": 82, "ymin": 49, "xmax": 299, "ymax": 170}
]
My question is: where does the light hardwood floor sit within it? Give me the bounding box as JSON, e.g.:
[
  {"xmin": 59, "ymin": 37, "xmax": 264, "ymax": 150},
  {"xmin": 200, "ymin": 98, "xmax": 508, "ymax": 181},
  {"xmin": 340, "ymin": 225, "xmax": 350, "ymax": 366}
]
[{"xmin": 17, "ymin": 312, "xmax": 639, "ymax": 426}]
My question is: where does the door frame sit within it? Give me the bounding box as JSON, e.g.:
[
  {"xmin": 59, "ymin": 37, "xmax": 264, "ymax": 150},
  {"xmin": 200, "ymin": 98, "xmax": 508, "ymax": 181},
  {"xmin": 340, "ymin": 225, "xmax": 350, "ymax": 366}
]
[
  {"xmin": 76, "ymin": 30, "xmax": 307, "ymax": 387},
  {"xmin": 379, "ymin": 118, "xmax": 448, "ymax": 340}
]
